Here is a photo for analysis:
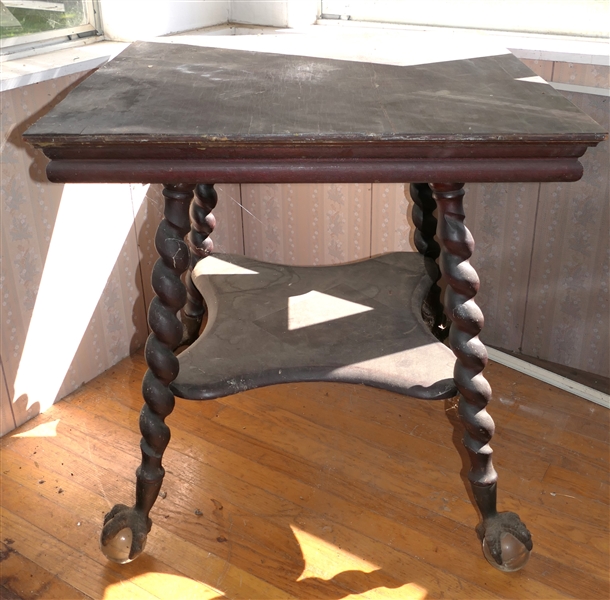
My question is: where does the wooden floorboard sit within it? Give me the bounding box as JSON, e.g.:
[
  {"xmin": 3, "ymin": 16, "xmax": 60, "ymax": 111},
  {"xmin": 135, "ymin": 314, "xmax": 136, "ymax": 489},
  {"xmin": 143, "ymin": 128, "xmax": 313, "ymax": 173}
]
[{"xmin": 1, "ymin": 353, "xmax": 608, "ymax": 599}]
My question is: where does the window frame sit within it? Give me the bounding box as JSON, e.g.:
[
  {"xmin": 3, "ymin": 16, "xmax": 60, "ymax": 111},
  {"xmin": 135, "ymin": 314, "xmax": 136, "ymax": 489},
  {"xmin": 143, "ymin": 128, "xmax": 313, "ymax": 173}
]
[
  {"xmin": 0, "ymin": 0, "xmax": 101, "ymax": 56},
  {"xmin": 319, "ymin": 0, "xmax": 610, "ymax": 39}
]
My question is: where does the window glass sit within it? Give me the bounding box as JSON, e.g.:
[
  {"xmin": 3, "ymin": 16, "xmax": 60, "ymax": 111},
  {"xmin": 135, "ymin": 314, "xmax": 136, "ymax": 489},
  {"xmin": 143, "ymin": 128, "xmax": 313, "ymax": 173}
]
[{"xmin": 0, "ymin": 0, "xmax": 89, "ymax": 40}]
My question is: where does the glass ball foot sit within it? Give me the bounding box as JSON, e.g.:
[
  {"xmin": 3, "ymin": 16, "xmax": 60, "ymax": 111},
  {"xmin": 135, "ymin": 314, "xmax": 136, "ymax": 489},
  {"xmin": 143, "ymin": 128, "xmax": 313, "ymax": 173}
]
[
  {"xmin": 100, "ymin": 527, "xmax": 142, "ymax": 564},
  {"xmin": 483, "ymin": 532, "xmax": 531, "ymax": 572}
]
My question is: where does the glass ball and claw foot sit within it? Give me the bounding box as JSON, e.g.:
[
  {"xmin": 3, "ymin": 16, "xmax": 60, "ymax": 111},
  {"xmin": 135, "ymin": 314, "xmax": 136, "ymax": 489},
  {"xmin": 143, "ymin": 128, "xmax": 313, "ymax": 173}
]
[
  {"xmin": 100, "ymin": 183, "xmax": 194, "ymax": 565},
  {"xmin": 428, "ymin": 182, "xmax": 532, "ymax": 572},
  {"xmin": 100, "ymin": 504, "xmax": 151, "ymax": 564},
  {"xmin": 479, "ymin": 511, "xmax": 532, "ymax": 571}
]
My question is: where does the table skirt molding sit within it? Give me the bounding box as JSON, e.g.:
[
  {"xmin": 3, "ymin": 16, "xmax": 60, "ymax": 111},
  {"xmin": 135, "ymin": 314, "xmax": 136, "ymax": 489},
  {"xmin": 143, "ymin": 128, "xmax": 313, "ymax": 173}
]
[{"xmin": 44, "ymin": 157, "xmax": 585, "ymax": 184}]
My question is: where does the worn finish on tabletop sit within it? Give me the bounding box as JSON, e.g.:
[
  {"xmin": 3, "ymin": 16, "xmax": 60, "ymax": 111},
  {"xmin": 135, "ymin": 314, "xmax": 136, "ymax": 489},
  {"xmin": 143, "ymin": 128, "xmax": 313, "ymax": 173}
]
[
  {"xmin": 24, "ymin": 41, "xmax": 605, "ymax": 185},
  {"xmin": 25, "ymin": 42, "xmax": 603, "ymax": 144}
]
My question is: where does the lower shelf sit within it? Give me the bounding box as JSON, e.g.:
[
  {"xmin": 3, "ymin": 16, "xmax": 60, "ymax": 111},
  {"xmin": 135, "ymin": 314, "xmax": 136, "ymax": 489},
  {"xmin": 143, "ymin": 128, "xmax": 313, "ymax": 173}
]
[{"xmin": 171, "ymin": 252, "xmax": 457, "ymax": 401}]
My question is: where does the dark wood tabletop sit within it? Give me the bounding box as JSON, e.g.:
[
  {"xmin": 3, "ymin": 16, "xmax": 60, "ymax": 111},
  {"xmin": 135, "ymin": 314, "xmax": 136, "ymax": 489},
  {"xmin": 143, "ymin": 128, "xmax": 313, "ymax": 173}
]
[{"xmin": 24, "ymin": 40, "xmax": 606, "ymax": 183}]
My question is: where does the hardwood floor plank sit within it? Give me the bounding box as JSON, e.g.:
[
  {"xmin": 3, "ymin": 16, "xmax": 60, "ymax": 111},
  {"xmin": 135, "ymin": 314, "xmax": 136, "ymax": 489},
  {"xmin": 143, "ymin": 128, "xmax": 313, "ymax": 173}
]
[
  {"xmin": 67, "ymin": 391, "xmax": 610, "ymax": 581},
  {"xmin": 0, "ymin": 508, "xmax": 157, "ymax": 600},
  {"xmin": 542, "ymin": 464, "xmax": 609, "ymax": 504},
  {"xmin": 3, "ymin": 396, "xmax": 590, "ymax": 598},
  {"xmin": 1, "ymin": 352, "xmax": 608, "ymax": 599},
  {"xmin": 0, "ymin": 539, "xmax": 88, "ymax": 600},
  {"xmin": 50, "ymin": 376, "xmax": 610, "ymax": 583},
  {"xmin": 3, "ymin": 409, "xmax": 496, "ymax": 599},
  {"xmin": 0, "ymin": 444, "xmax": 298, "ymax": 600},
  {"xmin": 274, "ymin": 378, "xmax": 609, "ymax": 477},
  {"xmin": 210, "ymin": 394, "xmax": 610, "ymax": 529}
]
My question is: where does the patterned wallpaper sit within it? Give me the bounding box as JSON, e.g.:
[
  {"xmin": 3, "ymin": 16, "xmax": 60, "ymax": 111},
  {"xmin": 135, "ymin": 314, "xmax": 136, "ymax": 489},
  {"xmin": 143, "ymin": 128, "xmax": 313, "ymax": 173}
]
[
  {"xmin": 1, "ymin": 60, "xmax": 607, "ymax": 436},
  {"xmin": 522, "ymin": 92, "xmax": 608, "ymax": 376},
  {"xmin": 1, "ymin": 73, "xmax": 149, "ymax": 434}
]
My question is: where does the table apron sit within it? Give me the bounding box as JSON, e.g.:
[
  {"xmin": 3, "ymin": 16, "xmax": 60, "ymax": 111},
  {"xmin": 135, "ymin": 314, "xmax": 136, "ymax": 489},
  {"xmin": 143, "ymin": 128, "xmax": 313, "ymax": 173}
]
[{"xmin": 45, "ymin": 157, "xmax": 584, "ymax": 184}]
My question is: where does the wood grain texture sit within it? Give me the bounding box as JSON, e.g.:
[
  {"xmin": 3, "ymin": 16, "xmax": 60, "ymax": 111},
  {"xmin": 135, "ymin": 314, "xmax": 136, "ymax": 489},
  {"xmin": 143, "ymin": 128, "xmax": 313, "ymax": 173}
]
[
  {"xmin": 0, "ymin": 537, "xmax": 88, "ymax": 600},
  {"xmin": 1, "ymin": 352, "xmax": 607, "ymax": 599},
  {"xmin": 25, "ymin": 43, "xmax": 604, "ymax": 144},
  {"xmin": 172, "ymin": 253, "xmax": 456, "ymax": 400}
]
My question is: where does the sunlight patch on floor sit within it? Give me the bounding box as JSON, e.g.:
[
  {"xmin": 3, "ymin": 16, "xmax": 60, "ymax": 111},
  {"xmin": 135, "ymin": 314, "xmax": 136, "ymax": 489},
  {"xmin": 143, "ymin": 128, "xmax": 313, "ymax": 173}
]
[
  {"xmin": 291, "ymin": 525, "xmax": 428, "ymax": 599},
  {"xmin": 12, "ymin": 418, "xmax": 59, "ymax": 438},
  {"xmin": 342, "ymin": 583, "xmax": 428, "ymax": 599},
  {"xmin": 291, "ymin": 524, "xmax": 379, "ymax": 582},
  {"xmin": 102, "ymin": 572, "xmax": 224, "ymax": 600}
]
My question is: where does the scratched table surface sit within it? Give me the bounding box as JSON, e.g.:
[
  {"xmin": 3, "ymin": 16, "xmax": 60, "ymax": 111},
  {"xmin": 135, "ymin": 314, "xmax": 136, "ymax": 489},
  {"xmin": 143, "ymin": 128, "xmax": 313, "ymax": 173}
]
[{"xmin": 25, "ymin": 39, "xmax": 605, "ymax": 153}]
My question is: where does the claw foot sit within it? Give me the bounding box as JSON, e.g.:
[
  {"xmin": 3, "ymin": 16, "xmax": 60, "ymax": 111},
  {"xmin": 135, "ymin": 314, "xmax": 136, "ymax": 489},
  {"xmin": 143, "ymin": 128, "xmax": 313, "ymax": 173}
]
[
  {"xmin": 477, "ymin": 511, "xmax": 532, "ymax": 572},
  {"xmin": 100, "ymin": 504, "xmax": 152, "ymax": 564}
]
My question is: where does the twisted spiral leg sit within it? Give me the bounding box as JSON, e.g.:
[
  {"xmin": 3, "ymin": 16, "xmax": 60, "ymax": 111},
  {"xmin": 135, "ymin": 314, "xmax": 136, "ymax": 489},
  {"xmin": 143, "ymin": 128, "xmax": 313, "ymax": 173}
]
[
  {"xmin": 100, "ymin": 183, "xmax": 194, "ymax": 563},
  {"xmin": 182, "ymin": 183, "xmax": 218, "ymax": 346},
  {"xmin": 409, "ymin": 183, "xmax": 446, "ymax": 337},
  {"xmin": 431, "ymin": 182, "xmax": 532, "ymax": 570}
]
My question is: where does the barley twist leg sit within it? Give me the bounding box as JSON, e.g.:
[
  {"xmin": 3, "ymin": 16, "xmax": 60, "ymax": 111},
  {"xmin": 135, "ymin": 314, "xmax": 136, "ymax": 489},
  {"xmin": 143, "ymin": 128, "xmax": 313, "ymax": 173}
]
[
  {"xmin": 100, "ymin": 183, "xmax": 194, "ymax": 562},
  {"xmin": 410, "ymin": 183, "xmax": 446, "ymax": 336},
  {"xmin": 182, "ymin": 183, "xmax": 218, "ymax": 345},
  {"xmin": 431, "ymin": 182, "xmax": 532, "ymax": 570}
]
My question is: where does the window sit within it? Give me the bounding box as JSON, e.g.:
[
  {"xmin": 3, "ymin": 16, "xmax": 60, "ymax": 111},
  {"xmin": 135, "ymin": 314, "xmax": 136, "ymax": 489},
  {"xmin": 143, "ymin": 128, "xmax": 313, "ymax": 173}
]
[
  {"xmin": 320, "ymin": 0, "xmax": 609, "ymax": 39},
  {"xmin": 0, "ymin": 0, "xmax": 99, "ymax": 54}
]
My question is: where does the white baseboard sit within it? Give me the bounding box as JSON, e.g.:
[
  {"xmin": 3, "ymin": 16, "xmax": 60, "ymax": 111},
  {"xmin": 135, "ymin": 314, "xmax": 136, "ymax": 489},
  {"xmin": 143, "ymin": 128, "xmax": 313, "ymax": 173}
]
[{"xmin": 486, "ymin": 348, "xmax": 610, "ymax": 409}]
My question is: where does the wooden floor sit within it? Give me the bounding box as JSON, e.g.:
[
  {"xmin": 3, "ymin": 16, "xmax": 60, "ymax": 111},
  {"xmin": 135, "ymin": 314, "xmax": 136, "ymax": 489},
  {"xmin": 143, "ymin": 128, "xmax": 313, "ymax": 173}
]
[{"xmin": 1, "ymin": 353, "xmax": 608, "ymax": 600}]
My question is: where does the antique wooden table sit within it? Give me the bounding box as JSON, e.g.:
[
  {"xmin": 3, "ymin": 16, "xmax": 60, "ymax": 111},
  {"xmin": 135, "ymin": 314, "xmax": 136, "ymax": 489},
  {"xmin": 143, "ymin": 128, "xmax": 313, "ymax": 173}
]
[{"xmin": 24, "ymin": 39, "xmax": 605, "ymax": 571}]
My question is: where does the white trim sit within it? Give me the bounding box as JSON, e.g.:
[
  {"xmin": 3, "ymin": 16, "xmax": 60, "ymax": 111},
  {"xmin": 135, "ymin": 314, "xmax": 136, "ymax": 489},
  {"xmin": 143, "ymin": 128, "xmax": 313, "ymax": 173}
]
[
  {"xmin": 511, "ymin": 48, "xmax": 610, "ymax": 67},
  {"xmin": 319, "ymin": 0, "xmax": 609, "ymax": 40},
  {"xmin": 4, "ymin": 1, "xmax": 65, "ymax": 10},
  {"xmin": 0, "ymin": 40, "xmax": 126, "ymax": 91},
  {"xmin": 486, "ymin": 348, "xmax": 610, "ymax": 409},
  {"xmin": 0, "ymin": 25, "xmax": 98, "ymax": 51},
  {"xmin": 550, "ymin": 82, "xmax": 610, "ymax": 97},
  {"xmin": 315, "ymin": 19, "xmax": 610, "ymax": 66},
  {"xmin": 0, "ymin": 0, "xmax": 99, "ymax": 53}
]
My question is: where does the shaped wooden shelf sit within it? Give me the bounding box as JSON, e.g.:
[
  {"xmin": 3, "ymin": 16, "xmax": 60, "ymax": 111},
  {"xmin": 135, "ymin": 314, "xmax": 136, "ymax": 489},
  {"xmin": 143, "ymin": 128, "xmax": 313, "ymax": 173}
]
[{"xmin": 171, "ymin": 252, "xmax": 457, "ymax": 401}]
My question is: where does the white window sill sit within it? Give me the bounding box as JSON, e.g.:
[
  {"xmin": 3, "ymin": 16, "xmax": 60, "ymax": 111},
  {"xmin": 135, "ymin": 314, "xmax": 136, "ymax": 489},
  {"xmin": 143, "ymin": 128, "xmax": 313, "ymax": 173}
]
[
  {"xmin": 315, "ymin": 19, "xmax": 610, "ymax": 66},
  {"xmin": 0, "ymin": 39, "xmax": 128, "ymax": 92}
]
